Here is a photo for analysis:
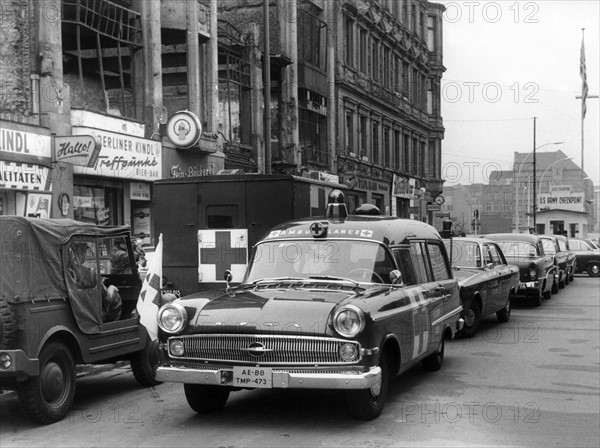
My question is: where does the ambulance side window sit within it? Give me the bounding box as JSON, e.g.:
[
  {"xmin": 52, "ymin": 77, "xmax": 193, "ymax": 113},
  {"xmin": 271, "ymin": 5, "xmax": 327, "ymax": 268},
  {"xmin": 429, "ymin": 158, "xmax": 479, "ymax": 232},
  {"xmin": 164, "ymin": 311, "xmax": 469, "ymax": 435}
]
[
  {"xmin": 393, "ymin": 247, "xmax": 417, "ymax": 286},
  {"xmin": 426, "ymin": 242, "xmax": 451, "ymax": 281},
  {"xmin": 206, "ymin": 205, "xmax": 239, "ymax": 228}
]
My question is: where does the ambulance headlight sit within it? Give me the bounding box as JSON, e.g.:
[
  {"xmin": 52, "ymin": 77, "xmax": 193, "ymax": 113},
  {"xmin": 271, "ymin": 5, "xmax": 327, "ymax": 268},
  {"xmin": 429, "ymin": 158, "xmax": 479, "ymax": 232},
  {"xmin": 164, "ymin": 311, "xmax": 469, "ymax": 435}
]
[
  {"xmin": 157, "ymin": 302, "xmax": 188, "ymax": 334},
  {"xmin": 333, "ymin": 305, "xmax": 365, "ymax": 338}
]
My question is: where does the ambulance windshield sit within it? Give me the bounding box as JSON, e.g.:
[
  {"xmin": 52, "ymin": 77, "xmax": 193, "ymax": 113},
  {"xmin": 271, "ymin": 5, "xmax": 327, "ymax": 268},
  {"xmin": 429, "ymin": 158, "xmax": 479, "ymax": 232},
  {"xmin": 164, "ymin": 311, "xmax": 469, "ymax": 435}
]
[{"xmin": 244, "ymin": 240, "xmax": 396, "ymax": 285}]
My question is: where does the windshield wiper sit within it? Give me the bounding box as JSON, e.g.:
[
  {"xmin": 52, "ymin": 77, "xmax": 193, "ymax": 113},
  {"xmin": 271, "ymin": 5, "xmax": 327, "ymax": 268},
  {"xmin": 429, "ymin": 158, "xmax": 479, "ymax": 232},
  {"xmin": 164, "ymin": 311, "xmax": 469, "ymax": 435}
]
[
  {"xmin": 308, "ymin": 275, "xmax": 365, "ymax": 292},
  {"xmin": 242, "ymin": 277, "xmax": 306, "ymax": 288}
]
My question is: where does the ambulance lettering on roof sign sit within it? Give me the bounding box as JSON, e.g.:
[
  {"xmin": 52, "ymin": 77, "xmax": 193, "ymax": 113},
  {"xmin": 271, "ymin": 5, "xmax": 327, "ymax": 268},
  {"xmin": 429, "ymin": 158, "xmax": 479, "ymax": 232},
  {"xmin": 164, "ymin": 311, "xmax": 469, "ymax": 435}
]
[{"xmin": 198, "ymin": 229, "xmax": 248, "ymax": 282}]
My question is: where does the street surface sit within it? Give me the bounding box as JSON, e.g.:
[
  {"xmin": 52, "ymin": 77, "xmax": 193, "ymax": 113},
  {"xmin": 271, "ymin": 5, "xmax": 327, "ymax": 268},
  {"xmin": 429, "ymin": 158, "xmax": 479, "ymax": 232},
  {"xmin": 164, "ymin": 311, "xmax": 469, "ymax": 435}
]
[{"xmin": 1, "ymin": 275, "xmax": 599, "ymax": 448}]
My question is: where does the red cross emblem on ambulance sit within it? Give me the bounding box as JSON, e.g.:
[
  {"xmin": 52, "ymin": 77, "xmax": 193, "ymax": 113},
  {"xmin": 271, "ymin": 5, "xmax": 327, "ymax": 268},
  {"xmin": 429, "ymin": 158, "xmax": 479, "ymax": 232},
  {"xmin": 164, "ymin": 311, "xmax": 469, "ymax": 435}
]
[{"xmin": 198, "ymin": 229, "xmax": 248, "ymax": 282}]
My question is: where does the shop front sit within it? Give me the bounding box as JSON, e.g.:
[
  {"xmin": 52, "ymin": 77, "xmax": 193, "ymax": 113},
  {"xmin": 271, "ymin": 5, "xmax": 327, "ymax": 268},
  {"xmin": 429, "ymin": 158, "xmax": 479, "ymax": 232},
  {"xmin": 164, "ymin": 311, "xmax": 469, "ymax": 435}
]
[
  {"xmin": 392, "ymin": 174, "xmax": 415, "ymax": 219},
  {"xmin": 70, "ymin": 111, "xmax": 162, "ymax": 246},
  {"xmin": 0, "ymin": 121, "xmax": 53, "ymax": 218},
  {"xmin": 353, "ymin": 176, "xmax": 391, "ymax": 215}
]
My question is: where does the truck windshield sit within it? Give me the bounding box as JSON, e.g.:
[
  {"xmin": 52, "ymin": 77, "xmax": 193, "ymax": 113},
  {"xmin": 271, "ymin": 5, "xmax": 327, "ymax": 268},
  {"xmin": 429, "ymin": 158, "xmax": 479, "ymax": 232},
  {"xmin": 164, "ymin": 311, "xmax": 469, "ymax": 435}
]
[{"xmin": 244, "ymin": 239, "xmax": 396, "ymax": 284}]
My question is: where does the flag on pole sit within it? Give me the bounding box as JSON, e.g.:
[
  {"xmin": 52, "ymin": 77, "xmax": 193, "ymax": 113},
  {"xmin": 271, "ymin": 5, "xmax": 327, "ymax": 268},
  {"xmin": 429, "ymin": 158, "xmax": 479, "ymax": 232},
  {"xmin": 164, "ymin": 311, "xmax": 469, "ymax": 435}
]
[
  {"xmin": 136, "ymin": 233, "xmax": 163, "ymax": 340},
  {"xmin": 580, "ymin": 34, "xmax": 588, "ymax": 119}
]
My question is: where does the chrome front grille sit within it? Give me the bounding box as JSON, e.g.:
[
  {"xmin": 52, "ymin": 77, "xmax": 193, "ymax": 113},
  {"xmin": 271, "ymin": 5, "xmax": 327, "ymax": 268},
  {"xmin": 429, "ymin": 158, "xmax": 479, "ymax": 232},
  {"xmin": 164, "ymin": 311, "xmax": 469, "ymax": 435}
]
[{"xmin": 168, "ymin": 334, "xmax": 361, "ymax": 365}]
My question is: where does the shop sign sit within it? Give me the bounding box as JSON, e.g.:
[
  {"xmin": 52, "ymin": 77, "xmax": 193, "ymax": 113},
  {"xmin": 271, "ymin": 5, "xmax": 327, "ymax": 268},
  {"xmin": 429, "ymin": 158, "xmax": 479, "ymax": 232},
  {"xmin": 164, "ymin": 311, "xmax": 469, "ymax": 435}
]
[
  {"xmin": 72, "ymin": 127, "xmax": 162, "ymax": 181},
  {"xmin": 132, "ymin": 208, "xmax": 151, "ymax": 245},
  {"xmin": 392, "ymin": 175, "xmax": 415, "ymax": 199},
  {"xmin": 356, "ymin": 177, "xmax": 389, "ymax": 193},
  {"xmin": 130, "ymin": 182, "xmax": 151, "ymax": 201},
  {"xmin": 170, "ymin": 164, "xmax": 215, "ymax": 178},
  {"xmin": 0, "ymin": 161, "xmax": 51, "ymax": 190},
  {"xmin": 54, "ymin": 135, "xmax": 101, "ymax": 168},
  {"xmin": 0, "ymin": 125, "xmax": 52, "ymax": 163},
  {"xmin": 426, "ymin": 204, "xmax": 441, "ymax": 212},
  {"xmin": 165, "ymin": 111, "xmax": 202, "ymax": 149},
  {"xmin": 538, "ymin": 193, "xmax": 585, "ymax": 212}
]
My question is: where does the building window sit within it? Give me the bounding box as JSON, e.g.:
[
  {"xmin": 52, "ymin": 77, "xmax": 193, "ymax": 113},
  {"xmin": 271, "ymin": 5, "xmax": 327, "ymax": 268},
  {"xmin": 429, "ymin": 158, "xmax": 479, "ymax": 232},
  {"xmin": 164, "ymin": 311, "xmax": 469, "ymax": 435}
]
[
  {"xmin": 62, "ymin": 0, "xmax": 144, "ymax": 119},
  {"xmin": 411, "ymin": 68, "xmax": 419, "ymax": 104},
  {"xmin": 383, "ymin": 46, "xmax": 391, "ymax": 89},
  {"xmin": 428, "ymin": 140, "xmax": 436, "ymax": 178},
  {"xmin": 372, "ymin": 121, "xmax": 380, "ymax": 164},
  {"xmin": 486, "ymin": 202, "xmax": 492, "ymax": 212},
  {"xmin": 383, "ymin": 126, "xmax": 391, "ymax": 167},
  {"xmin": 427, "ymin": 16, "xmax": 436, "ymax": 52},
  {"xmin": 345, "ymin": 16, "xmax": 354, "ymax": 67},
  {"xmin": 403, "ymin": 134, "xmax": 410, "ymax": 172},
  {"xmin": 394, "ymin": 130, "xmax": 401, "ymax": 170},
  {"xmin": 359, "ymin": 28, "xmax": 368, "ymax": 74},
  {"xmin": 299, "ymin": 9, "xmax": 326, "ymax": 70},
  {"xmin": 372, "ymin": 39, "xmax": 379, "ymax": 81},
  {"xmin": 411, "ymin": 137, "xmax": 418, "ymax": 174},
  {"xmin": 73, "ymin": 185, "xmax": 122, "ymax": 226},
  {"xmin": 218, "ymin": 48, "xmax": 252, "ymax": 145},
  {"xmin": 402, "ymin": 61, "xmax": 409, "ymax": 97},
  {"xmin": 359, "ymin": 115, "xmax": 368, "ymax": 158},
  {"xmin": 345, "ymin": 109, "xmax": 355, "ymax": 153},
  {"xmin": 299, "ymin": 90, "xmax": 328, "ymax": 166}
]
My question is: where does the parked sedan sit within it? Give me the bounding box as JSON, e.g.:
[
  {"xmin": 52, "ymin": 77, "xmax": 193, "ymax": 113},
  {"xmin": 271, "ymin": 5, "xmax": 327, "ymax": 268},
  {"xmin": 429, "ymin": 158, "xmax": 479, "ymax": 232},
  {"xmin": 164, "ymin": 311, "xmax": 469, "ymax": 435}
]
[
  {"xmin": 568, "ymin": 238, "xmax": 600, "ymax": 277},
  {"xmin": 555, "ymin": 234, "xmax": 576, "ymax": 283},
  {"xmin": 485, "ymin": 233, "xmax": 556, "ymax": 306},
  {"xmin": 540, "ymin": 235, "xmax": 568, "ymax": 290},
  {"xmin": 444, "ymin": 237, "xmax": 519, "ymax": 338}
]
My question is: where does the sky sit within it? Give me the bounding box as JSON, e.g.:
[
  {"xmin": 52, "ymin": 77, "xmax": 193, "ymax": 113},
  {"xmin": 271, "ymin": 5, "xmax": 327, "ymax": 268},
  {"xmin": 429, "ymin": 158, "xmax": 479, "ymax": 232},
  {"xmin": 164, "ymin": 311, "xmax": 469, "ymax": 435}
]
[{"xmin": 437, "ymin": 0, "xmax": 600, "ymax": 187}]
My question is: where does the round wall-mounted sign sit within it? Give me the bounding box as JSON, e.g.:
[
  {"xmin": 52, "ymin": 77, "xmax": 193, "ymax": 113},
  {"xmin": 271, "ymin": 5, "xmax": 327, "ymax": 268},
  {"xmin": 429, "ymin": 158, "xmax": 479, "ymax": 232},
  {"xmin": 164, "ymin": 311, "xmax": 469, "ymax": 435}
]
[
  {"xmin": 434, "ymin": 194, "xmax": 445, "ymax": 205},
  {"xmin": 165, "ymin": 111, "xmax": 202, "ymax": 149}
]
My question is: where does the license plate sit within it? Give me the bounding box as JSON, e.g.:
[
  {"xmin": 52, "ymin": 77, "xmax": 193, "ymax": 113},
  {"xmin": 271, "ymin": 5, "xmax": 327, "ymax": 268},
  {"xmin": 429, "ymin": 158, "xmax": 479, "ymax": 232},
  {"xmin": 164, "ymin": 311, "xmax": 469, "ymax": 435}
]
[{"xmin": 233, "ymin": 366, "xmax": 272, "ymax": 388}]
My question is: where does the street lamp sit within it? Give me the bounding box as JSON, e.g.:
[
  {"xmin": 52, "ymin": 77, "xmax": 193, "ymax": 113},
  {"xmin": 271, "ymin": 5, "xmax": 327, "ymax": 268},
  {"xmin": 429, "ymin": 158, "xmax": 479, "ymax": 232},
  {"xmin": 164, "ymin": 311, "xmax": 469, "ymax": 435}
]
[{"xmin": 515, "ymin": 141, "xmax": 563, "ymax": 233}]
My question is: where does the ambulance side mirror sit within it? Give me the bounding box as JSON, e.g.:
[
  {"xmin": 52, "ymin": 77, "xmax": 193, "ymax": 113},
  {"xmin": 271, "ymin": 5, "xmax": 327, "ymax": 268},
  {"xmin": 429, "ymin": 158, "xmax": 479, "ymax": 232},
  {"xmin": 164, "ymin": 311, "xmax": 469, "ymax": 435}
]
[{"xmin": 389, "ymin": 270, "xmax": 403, "ymax": 285}]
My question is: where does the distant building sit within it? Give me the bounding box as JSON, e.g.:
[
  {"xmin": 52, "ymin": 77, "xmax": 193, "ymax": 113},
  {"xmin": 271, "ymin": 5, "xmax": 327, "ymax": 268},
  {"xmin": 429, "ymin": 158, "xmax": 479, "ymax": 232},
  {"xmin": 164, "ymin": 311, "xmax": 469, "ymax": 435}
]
[{"xmin": 436, "ymin": 150, "xmax": 595, "ymax": 237}]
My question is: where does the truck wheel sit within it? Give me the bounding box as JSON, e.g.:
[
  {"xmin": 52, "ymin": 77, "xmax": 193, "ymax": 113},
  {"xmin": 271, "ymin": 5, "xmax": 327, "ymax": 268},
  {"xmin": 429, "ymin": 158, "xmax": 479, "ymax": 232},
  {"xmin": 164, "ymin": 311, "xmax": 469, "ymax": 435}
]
[
  {"xmin": 17, "ymin": 342, "xmax": 76, "ymax": 424},
  {"xmin": 422, "ymin": 337, "xmax": 445, "ymax": 371},
  {"xmin": 587, "ymin": 262, "xmax": 600, "ymax": 277},
  {"xmin": 0, "ymin": 298, "xmax": 16, "ymax": 349},
  {"xmin": 184, "ymin": 384, "xmax": 230, "ymax": 413},
  {"xmin": 496, "ymin": 296, "xmax": 511, "ymax": 323},
  {"xmin": 460, "ymin": 301, "xmax": 481, "ymax": 338},
  {"xmin": 345, "ymin": 355, "xmax": 389, "ymax": 420},
  {"xmin": 130, "ymin": 339, "xmax": 161, "ymax": 387}
]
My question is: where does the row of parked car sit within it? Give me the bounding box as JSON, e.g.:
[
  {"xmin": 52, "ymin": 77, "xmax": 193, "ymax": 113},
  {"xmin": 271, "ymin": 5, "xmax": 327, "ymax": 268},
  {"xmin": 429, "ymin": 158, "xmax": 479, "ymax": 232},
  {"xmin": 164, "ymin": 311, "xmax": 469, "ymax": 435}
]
[
  {"xmin": 444, "ymin": 232, "xmax": 600, "ymax": 338},
  {"xmin": 1, "ymin": 197, "xmax": 599, "ymax": 424}
]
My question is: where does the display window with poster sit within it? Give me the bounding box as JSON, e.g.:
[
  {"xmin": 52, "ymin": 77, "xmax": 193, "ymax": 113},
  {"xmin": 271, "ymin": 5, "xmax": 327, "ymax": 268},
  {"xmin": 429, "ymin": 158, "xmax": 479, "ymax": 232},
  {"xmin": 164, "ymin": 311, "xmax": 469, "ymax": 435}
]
[
  {"xmin": 25, "ymin": 192, "xmax": 52, "ymax": 218},
  {"xmin": 73, "ymin": 185, "xmax": 122, "ymax": 226}
]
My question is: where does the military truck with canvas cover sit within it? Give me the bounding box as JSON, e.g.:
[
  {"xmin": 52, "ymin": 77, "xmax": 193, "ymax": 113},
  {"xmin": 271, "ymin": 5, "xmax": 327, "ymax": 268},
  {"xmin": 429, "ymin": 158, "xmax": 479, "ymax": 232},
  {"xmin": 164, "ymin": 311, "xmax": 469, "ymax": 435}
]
[{"xmin": 0, "ymin": 216, "xmax": 159, "ymax": 424}]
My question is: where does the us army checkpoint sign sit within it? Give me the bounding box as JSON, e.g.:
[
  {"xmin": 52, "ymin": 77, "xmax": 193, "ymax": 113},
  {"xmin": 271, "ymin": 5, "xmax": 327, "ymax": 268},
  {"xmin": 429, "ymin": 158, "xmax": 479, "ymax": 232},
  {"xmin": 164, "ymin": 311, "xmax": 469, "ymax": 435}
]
[{"xmin": 198, "ymin": 229, "xmax": 248, "ymax": 282}]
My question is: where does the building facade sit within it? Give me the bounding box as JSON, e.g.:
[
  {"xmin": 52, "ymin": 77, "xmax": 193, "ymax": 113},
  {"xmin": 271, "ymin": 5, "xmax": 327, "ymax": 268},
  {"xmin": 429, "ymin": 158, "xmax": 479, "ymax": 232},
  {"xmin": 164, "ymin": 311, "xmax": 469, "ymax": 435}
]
[{"xmin": 1, "ymin": 0, "xmax": 445, "ymax": 232}]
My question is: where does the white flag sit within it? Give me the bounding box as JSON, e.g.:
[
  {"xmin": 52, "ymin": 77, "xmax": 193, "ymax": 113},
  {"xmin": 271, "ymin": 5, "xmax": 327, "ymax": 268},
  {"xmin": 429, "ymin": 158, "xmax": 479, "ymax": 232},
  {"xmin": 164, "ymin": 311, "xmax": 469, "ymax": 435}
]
[{"xmin": 136, "ymin": 233, "xmax": 163, "ymax": 340}]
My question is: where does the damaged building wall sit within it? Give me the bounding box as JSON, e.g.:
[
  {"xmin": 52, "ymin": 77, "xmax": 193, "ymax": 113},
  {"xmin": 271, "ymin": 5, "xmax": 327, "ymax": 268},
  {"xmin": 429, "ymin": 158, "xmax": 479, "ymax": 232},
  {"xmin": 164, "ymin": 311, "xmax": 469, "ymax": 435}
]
[{"xmin": 0, "ymin": 0, "xmax": 33, "ymax": 117}]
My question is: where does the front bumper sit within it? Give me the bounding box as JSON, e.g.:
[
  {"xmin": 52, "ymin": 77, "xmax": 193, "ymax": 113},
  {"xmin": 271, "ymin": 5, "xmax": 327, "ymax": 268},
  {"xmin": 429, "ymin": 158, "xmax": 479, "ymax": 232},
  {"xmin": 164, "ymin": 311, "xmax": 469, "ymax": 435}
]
[
  {"xmin": 0, "ymin": 350, "xmax": 40, "ymax": 380},
  {"xmin": 155, "ymin": 365, "xmax": 381, "ymax": 390}
]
